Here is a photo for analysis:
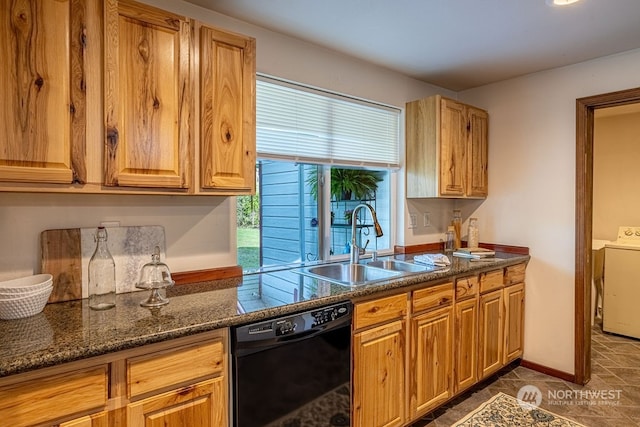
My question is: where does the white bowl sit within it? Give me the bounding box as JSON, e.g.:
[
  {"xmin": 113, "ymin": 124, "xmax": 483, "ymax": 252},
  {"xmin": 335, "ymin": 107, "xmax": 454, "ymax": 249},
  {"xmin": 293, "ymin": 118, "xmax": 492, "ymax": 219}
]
[
  {"xmin": 0, "ymin": 274, "xmax": 53, "ymax": 294},
  {"xmin": 0, "ymin": 285, "xmax": 53, "ymax": 300},
  {"xmin": 0, "ymin": 286, "xmax": 53, "ymax": 320}
]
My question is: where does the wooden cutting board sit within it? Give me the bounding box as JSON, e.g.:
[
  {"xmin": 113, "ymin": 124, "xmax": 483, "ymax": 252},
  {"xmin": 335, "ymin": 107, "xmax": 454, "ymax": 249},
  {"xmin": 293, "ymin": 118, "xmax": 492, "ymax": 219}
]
[
  {"xmin": 40, "ymin": 226, "xmax": 166, "ymax": 303},
  {"xmin": 41, "ymin": 228, "xmax": 83, "ymax": 303}
]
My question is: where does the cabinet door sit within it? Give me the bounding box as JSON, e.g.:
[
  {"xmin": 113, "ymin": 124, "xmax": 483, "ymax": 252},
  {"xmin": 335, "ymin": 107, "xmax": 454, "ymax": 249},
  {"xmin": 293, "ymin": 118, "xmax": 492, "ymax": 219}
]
[
  {"xmin": 439, "ymin": 98, "xmax": 466, "ymax": 196},
  {"xmin": 410, "ymin": 306, "xmax": 452, "ymax": 418},
  {"xmin": 466, "ymin": 106, "xmax": 488, "ymax": 197},
  {"xmin": 127, "ymin": 377, "xmax": 226, "ymax": 427},
  {"xmin": 454, "ymin": 297, "xmax": 478, "ymax": 393},
  {"xmin": 104, "ymin": 0, "xmax": 192, "ymax": 189},
  {"xmin": 60, "ymin": 411, "xmax": 108, "ymax": 427},
  {"xmin": 353, "ymin": 320, "xmax": 405, "ymax": 427},
  {"xmin": 478, "ymin": 289, "xmax": 504, "ymax": 379},
  {"xmin": 0, "ymin": 0, "xmax": 87, "ymax": 184},
  {"xmin": 503, "ymin": 283, "xmax": 525, "ymax": 364},
  {"xmin": 200, "ymin": 26, "xmax": 256, "ymax": 193}
]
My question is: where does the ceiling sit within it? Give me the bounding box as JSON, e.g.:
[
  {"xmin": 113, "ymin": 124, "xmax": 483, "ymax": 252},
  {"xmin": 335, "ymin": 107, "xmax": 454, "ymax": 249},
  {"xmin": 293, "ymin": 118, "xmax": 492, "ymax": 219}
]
[{"xmin": 186, "ymin": 0, "xmax": 640, "ymax": 91}]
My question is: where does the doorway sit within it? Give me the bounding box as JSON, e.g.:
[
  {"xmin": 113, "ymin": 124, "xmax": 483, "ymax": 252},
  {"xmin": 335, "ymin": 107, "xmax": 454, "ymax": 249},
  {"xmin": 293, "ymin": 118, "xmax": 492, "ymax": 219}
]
[{"xmin": 575, "ymin": 86, "xmax": 640, "ymax": 385}]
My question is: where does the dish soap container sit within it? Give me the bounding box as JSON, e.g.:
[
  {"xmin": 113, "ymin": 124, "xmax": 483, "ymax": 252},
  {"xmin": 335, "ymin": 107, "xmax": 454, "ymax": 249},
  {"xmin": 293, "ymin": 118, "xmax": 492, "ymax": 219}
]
[
  {"xmin": 444, "ymin": 226, "xmax": 456, "ymax": 252},
  {"xmin": 468, "ymin": 217, "xmax": 479, "ymax": 249},
  {"xmin": 89, "ymin": 227, "xmax": 116, "ymax": 310},
  {"xmin": 452, "ymin": 209, "xmax": 462, "ymax": 249}
]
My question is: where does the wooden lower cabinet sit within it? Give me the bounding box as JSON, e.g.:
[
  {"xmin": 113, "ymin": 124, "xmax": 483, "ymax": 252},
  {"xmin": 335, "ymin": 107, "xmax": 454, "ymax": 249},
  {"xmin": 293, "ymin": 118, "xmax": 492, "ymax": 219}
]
[
  {"xmin": 0, "ymin": 329, "xmax": 228, "ymax": 427},
  {"xmin": 0, "ymin": 365, "xmax": 108, "ymax": 427},
  {"xmin": 127, "ymin": 377, "xmax": 226, "ymax": 427},
  {"xmin": 478, "ymin": 288, "xmax": 504, "ymax": 379},
  {"xmin": 410, "ymin": 305, "xmax": 453, "ymax": 418},
  {"xmin": 353, "ymin": 319, "xmax": 406, "ymax": 427},
  {"xmin": 60, "ymin": 412, "xmax": 109, "ymax": 427},
  {"xmin": 453, "ymin": 297, "xmax": 478, "ymax": 393},
  {"xmin": 503, "ymin": 282, "xmax": 525, "ymax": 364}
]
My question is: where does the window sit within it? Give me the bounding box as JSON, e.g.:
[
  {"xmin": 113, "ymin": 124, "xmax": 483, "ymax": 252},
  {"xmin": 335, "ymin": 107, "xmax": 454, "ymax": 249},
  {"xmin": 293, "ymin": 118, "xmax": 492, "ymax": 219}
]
[{"xmin": 237, "ymin": 77, "xmax": 400, "ymax": 273}]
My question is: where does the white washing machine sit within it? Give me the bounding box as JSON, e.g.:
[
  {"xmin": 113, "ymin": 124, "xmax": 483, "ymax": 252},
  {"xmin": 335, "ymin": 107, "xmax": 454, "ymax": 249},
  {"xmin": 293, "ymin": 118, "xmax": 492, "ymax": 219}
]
[{"xmin": 603, "ymin": 226, "xmax": 640, "ymax": 339}]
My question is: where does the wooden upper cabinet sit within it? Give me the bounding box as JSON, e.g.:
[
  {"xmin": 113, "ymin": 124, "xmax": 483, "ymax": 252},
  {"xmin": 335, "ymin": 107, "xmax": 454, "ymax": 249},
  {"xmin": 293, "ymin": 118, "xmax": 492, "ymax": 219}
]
[
  {"xmin": 104, "ymin": 0, "xmax": 193, "ymax": 189},
  {"xmin": 199, "ymin": 26, "xmax": 256, "ymax": 193},
  {"xmin": 439, "ymin": 98, "xmax": 466, "ymax": 196},
  {"xmin": 466, "ymin": 106, "xmax": 488, "ymax": 197},
  {"xmin": 406, "ymin": 95, "xmax": 488, "ymax": 199},
  {"xmin": 0, "ymin": 0, "xmax": 87, "ymax": 184}
]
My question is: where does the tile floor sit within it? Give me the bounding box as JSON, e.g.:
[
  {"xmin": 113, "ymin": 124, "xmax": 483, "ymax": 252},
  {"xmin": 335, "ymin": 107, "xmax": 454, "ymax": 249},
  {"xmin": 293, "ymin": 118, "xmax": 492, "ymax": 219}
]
[{"xmin": 412, "ymin": 323, "xmax": 640, "ymax": 426}]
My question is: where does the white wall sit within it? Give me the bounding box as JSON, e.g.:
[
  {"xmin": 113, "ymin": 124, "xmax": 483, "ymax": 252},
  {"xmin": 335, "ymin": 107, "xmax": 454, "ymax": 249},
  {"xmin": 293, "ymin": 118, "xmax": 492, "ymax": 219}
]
[
  {"xmin": 0, "ymin": 0, "xmax": 448, "ymax": 280},
  {"xmin": 593, "ymin": 112, "xmax": 640, "ymax": 241},
  {"xmin": 459, "ymin": 48, "xmax": 640, "ymax": 374}
]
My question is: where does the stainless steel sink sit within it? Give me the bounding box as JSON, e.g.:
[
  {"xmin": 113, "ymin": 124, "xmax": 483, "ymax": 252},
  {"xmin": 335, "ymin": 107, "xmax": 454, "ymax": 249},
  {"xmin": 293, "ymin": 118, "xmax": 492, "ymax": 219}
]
[
  {"xmin": 365, "ymin": 259, "xmax": 434, "ymax": 273},
  {"xmin": 299, "ymin": 263, "xmax": 401, "ymax": 286}
]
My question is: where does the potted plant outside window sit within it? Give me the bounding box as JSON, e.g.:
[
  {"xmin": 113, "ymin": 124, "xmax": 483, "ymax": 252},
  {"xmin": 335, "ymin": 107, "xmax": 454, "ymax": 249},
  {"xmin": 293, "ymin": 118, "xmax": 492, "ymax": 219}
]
[{"xmin": 307, "ymin": 168, "xmax": 383, "ymax": 201}]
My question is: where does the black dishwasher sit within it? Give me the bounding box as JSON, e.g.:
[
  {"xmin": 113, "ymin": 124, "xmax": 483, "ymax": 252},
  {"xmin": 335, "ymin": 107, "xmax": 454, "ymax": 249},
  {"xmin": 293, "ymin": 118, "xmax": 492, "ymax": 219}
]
[{"xmin": 232, "ymin": 301, "xmax": 352, "ymax": 427}]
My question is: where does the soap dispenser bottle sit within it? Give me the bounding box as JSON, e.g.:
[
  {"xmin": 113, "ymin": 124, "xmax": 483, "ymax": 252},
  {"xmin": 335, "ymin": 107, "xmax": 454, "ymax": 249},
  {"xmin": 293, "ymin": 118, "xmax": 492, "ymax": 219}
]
[
  {"xmin": 467, "ymin": 218, "xmax": 479, "ymax": 249},
  {"xmin": 452, "ymin": 209, "xmax": 462, "ymax": 249}
]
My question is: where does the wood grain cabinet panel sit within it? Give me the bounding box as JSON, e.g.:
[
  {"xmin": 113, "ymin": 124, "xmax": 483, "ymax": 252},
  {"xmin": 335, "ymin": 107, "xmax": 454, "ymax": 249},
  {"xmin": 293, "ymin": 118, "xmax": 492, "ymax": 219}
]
[
  {"xmin": 199, "ymin": 25, "xmax": 256, "ymax": 193},
  {"xmin": 478, "ymin": 289, "xmax": 504, "ymax": 379},
  {"xmin": 0, "ymin": 0, "xmax": 87, "ymax": 184},
  {"xmin": 127, "ymin": 377, "xmax": 226, "ymax": 427},
  {"xmin": 127, "ymin": 339, "xmax": 224, "ymax": 398},
  {"xmin": 412, "ymin": 282, "xmax": 453, "ymax": 313},
  {"xmin": 453, "ymin": 297, "xmax": 478, "ymax": 393},
  {"xmin": 439, "ymin": 98, "xmax": 467, "ymax": 196},
  {"xmin": 354, "ymin": 292, "xmax": 408, "ymax": 330},
  {"xmin": 352, "ymin": 319, "xmax": 406, "ymax": 427},
  {"xmin": 410, "ymin": 305, "xmax": 453, "ymax": 418},
  {"xmin": 104, "ymin": 0, "xmax": 192, "ymax": 189},
  {"xmin": 406, "ymin": 94, "xmax": 488, "ymax": 199},
  {"xmin": 60, "ymin": 411, "xmax": 109, "ymax": 427},
  {"xmin": 503, "ymin": 282, "xmax": 525, "ymax": 364},
  {"xmin": 466, "ymin": 106, "xmax": 489, "ymax": 197},
  {"xmin": 0, "ymin": 365, "xmax": 107, "ymax": 427}
]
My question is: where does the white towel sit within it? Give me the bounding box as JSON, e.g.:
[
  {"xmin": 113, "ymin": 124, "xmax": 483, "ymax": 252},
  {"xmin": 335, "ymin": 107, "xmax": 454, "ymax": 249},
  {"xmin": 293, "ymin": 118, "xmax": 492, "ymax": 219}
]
[{"xmin": 413, "ymin": 254, "xmax": 451, "ymax": 267}]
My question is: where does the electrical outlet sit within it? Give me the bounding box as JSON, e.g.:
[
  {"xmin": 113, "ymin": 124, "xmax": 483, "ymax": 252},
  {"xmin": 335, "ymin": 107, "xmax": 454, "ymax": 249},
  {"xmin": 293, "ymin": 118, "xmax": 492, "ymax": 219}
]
[
  {"xmin": 423, "ymin": 212, "xmax": 431, "ymax": 227},
  {"xmin": 409, "ymin": 214, "xmax": 417, "ymax": 229}
]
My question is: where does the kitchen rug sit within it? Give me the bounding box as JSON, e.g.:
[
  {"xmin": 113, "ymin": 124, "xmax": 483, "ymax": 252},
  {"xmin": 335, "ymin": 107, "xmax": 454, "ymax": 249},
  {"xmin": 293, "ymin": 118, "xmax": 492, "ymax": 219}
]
[{"xmin": 451, "ymin": 392, "xmax": 586, "ymax": 427}]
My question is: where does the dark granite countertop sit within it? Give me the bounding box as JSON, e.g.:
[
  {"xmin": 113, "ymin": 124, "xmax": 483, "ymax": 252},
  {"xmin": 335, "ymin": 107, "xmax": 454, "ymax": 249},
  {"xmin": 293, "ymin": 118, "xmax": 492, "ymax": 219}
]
[{"xmin": 0, "ymin": 252, "xmax": 528, "ymax": 378}]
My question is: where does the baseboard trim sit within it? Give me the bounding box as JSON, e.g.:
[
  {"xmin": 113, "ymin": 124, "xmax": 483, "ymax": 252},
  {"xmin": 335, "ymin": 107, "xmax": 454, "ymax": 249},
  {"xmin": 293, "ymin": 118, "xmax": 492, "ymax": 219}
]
[
  {"xmin": 520, "ymin": 359, "xmax": 576, "ymax": 383},
  {"xmin": 173, "ymin": 265, "xmax": 243, "ymax": 285}
]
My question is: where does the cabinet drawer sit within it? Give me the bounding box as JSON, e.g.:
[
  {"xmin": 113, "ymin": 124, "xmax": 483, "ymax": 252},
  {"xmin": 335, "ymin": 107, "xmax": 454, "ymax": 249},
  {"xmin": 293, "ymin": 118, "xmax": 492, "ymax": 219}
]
[
  {"xmin": 0, "ymin": 365, "xmax": 108, "ymax": 427},
  {"xmin": 354, "ymin": 293, "xmax": 407, "ymax": 330},
  {"xmin": 412, "ymin": 282, "xmax": 453, "ymax": 313},
  {"xmin": 504, "ymin": 263, "xmax": 526, "ymax": 286},
  {"xmin": 455, "ymin": 276, "xmax": 478, "ymax": 300},
  {"xmin": 479, "ymin": 269, "xmax": 504, "ymax": 293},
  {"xmin": 127, "ymin": 339, "xmax": 224, "ymax": 399}
]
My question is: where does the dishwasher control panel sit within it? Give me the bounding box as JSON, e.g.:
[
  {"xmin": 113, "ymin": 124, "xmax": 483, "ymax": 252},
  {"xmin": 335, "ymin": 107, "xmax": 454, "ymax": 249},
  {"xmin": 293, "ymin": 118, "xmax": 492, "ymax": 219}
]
[
  {"xmin": 234, "ymin": 301, "xmax": 352, "ymax": 344},
  {"xmin": 311, "ymin": 302, "xmax": 351, "ymax": 326}
]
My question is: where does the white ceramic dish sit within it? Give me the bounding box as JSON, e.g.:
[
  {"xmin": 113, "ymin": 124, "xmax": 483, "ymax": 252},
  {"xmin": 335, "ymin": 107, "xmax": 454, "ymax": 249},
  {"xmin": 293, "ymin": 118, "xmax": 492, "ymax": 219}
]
[
  {"xmin": 0, "ymin": 286, "xmax": 53, "ymax": 320},
  {"xmin": 0, "ymin": 274, "xmax": 53, "ymax": 294},
  {"xmin": 0, "ymin": 285, "xmax": 53, "ymax": 300}
]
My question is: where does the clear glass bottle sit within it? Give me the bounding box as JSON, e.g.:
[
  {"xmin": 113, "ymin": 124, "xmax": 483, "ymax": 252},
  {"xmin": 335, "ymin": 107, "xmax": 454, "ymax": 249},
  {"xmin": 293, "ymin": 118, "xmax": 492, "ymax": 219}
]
[
  {"xmin": 452, "ymin": 209, "xmax": 462, "ymax": 249},
  {"xmin": 468, "ymin": 217, "xmax": 479, "ymax": 249},
  {"xmin": 89, "ymin": 227, "xmax": 116, "ymax": 310},
  {"xmin": 444, "ymin": 226, "xmax": 456, "ymax": 252}
]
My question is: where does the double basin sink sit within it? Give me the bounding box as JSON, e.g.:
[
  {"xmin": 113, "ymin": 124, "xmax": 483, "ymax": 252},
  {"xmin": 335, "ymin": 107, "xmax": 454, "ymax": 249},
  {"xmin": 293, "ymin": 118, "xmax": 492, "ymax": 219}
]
[{"xmin": 297, "ymin": 259, "xmax": 443, "ymax": 287}]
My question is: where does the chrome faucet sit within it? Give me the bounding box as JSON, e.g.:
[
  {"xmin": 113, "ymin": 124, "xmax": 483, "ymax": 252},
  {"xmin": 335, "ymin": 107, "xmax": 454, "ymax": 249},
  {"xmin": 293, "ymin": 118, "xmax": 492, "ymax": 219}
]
[{"xmin": 350, "ymin": 203, "xmax": 384, "ymax": 264}]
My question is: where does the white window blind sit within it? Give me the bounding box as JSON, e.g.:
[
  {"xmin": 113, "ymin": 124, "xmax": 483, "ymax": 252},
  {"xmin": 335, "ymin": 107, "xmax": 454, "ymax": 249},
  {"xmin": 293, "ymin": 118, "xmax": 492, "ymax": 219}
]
[{"xmin": 256, "ymin": 77, "xmax": 400, "ymax": 168}]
